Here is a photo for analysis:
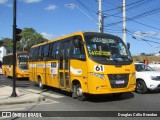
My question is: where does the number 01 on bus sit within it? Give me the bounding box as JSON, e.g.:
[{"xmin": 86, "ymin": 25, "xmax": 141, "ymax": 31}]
[{"xmin": 28, "ymin": 32, "xmax": 136, "ymax": 101}]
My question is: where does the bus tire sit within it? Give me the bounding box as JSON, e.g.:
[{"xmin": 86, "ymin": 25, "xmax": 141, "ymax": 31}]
[
  {"xmin": 76, "ymin": 84, "xmax": 87, "ymax": 101},
  {"xmin": 136, "ymin": 80, "xmax": 147, "ymax": 94},
  {"xmin": 72, "ymin": 85, "xmax": 77, "ymax": 99},
  {"xmin": 38, "ymin": 77, "xmax": 44, "ymax": 89}
]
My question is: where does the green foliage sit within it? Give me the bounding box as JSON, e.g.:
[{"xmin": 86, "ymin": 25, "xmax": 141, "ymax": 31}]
[
  {"xmin": 0, "ymin": 38, "xmax": 13, "ymax": 48},
  {"xmin": 0, "ymin": 28, "xmax": 48, "ymax": 52},
  {"xmin": 17, "ymin": 27, "xmax": 48, "ymax": 51},
  {"xmin": 132, "ymin": 56, "xmax": 140, "ymax": 62},
  {"xmin": 140, "ymin": 53, "xmax": 145, "ymax": 56}
]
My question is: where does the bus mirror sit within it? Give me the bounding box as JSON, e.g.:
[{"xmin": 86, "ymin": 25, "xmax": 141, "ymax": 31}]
[
  {"xmin": 80, "ymin": 41, "xmax": 85, "ymax": 46},
  {"xmin": 127, "ymin": 42, "xmax": 130, "ymax": 49}
]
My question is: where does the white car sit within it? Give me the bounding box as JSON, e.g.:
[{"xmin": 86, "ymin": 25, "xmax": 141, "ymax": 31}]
[{"xmin": 135, "ymin": 63, "xmax": 160, "ymax": 94}]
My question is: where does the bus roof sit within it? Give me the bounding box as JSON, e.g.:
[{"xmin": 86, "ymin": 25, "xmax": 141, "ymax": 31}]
[{"xmin": 31, "ymin": 31, "xmax": 121, "ymax": 49}]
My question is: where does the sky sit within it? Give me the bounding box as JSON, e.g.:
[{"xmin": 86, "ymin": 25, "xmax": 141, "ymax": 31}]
[{"xmin": 0, "ymin": 0, "xmax": 160, "ymax": 55}]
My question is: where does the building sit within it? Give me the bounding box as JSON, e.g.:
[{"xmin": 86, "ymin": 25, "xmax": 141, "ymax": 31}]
[
  {"xmin": 0, "ymin": 46, "xmax": 12, "ymax": 62},
  {"xmin": 155, "ymin": 52, "xmax": 160, "ymax": 57}
]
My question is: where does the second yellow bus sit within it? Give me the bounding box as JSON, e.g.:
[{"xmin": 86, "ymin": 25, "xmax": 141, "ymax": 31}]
[{"xmin": 2, "ymin": 52, "xmax": 29, "ymax": 78}]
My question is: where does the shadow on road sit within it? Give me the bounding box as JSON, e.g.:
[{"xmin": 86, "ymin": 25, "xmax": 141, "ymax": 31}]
[
  {"xmin": 134, "ymin": 89, "xmax": 160, "ymax": 95},
  {"xmin": 86, "ymin": 92, "xmax": 134, "ymax": 103},
  {"xmin": 33, "ymin": 84, "xmax": 135, "ymax": 102}
]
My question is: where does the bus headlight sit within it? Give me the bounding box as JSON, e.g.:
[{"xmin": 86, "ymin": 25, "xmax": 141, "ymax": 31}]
[{"xmin": 90, "ymin": 72, "xmax": 105, "ymax": 80}]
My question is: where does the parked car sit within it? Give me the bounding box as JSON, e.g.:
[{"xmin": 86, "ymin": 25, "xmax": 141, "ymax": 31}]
[{"xmin": 135, "ymin": 63, "xmax": 160, "ymax": 94}]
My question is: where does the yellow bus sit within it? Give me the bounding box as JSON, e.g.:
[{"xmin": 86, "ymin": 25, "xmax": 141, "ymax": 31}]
[
  {"xmin": 2, "ymin": 52, "xmax": 29, "ymax": 78},
  {"xmin": 28, "ymin": 32, "xmax": 136, "ymax": 100}
]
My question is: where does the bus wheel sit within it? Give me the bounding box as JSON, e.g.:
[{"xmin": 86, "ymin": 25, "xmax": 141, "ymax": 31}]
[
  {"xmin": 72, "ymin": 85, "xmax": 77, "ymax": 99},
  {"xmin": 76, "ymin": 84, "xmax": 86, "ymax": 101},
  {"xmin": 136, "ymin": 80, "xmax": 147, "ymax": 94},
  {"xmin": 38, "ymin": 77, "xmax": 44, "ymax": 89}
]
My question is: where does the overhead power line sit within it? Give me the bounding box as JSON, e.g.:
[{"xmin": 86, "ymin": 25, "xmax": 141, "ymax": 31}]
[
  {"xmin": 104, "ymin": 5, "xmax": 160, "ymax": 30},
  {"xmin": 127, "ymin": 30, "xmax": 160, "ymax": 48},
  {"xmin": 103, "ymin": 0, "xmax": 146, "ymax": 12},
  {"xmin": 65, "ymin": 3, "xmax": 98, "ymax": 25},
  {"xmin": 128, "ymin": 19, "xmax": 160, "ymax": 31},
  {"xmin": 75, "ymin": 0, "xmax": 97, "ymax": 20}
]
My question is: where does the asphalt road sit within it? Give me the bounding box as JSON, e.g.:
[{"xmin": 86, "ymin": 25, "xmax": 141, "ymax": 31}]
[{"xmin": 0, "ymin": 75, "xmax": 160, "ymax": 120}]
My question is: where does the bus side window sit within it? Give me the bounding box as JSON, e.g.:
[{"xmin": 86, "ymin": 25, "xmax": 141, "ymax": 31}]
[
  {"xmin": 9, "ymin": 55, "xmax": 13, "ymax": 65},
  {"xmin": 71, "ymin": 37, "xmax": 86, "ymax": 60},
  {"xmin": 38, "ymin": 46, "xmax": 43, "ymax": 61},
  {"xmin": 29, "ymin": 49, "xmax": 33, "ymax": 62},
  {"xmin": 43, "ymin": 44, "xmax": 50, "ymax": 60},
  {"xmin": 50, "ymin": 42, "xmax": 59, "ymax": 59},
  {"xmin": 3, "ymin": 56, "xmax": 6, "ymax": 65},
  {"xmin": 33, "ymin": 47, "xmax": 39, "ymax": 61}
]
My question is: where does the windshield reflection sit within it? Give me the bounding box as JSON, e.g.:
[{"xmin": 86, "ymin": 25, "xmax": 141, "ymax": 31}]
[{"xmin": 85, "ymin": 35, "xmax": 132, "ymax": 63}]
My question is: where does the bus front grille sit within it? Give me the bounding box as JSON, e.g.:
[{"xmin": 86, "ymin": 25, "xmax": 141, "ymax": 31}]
[{"xmin": 108, "ymin": 74, "xmax": 129, "ymax": 88}]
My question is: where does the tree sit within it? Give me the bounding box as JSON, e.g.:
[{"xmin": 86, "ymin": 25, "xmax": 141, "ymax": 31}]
[
  {"xmin": 140, "ymin": 53, "xmax": 145, "ymax": 56},
  {"xmin": 17, "ymin": 28, "xmax": 48, "ymax": 51},
  {"xmin": 0, "ymin": 38, "xmax": 13, "ymax": 48},
  {"xmin": 132, "ymin": 56, "xmax": 140, "ymax": 62}
]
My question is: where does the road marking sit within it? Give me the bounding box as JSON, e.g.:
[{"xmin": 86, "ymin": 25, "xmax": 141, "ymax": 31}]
[
  {"xmin": 22, "ymin": 88, "xmax": 44, "ymax": 94},
  {"xmin": 38, "ymin": 98, "xmax": 59, "ymax": 105},
  {"xmin": 0, "ymin": 99, "xmax": 59, "ymax": 112},
  {"xmin": 21, "ymin": 88, "xmax": 65, "ymax": 98}
]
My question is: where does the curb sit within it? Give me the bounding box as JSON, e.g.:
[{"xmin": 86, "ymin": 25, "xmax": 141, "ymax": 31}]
[{"xmin": 0, "ymin": 93, "xmax": 45, "ymax": 105}]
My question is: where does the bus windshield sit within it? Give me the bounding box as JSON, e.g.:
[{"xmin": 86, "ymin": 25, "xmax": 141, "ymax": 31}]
[
  {"xmin": 85, "ymin": 34, "xmax": 132, "ymax": 65},
  {"xmin": 18, "ymin": 54, "xmax": 28, "ymax": 70}
]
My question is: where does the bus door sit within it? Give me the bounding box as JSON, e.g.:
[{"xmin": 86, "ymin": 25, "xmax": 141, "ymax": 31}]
[
  {"xmin": 43, "ymin": 44, "xmax": 50, "ymax": 86},
  {"xmin": 32, "ymin": 47, "xmax": 39, "ymax": 82},
  {"xmin": 30, "ymin": 47, "xmax": 39, "ymax": 82},
  {"xmin": 59, "ymin": 40, "xmax": 72, "ymax": 89}
]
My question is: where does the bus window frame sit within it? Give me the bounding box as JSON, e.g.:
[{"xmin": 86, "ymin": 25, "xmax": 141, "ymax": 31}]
[
  {"xmin": 33, "ymin": 47, "xmax": 39, "ymax": 62},
  {"xmin": 49, "ymin": 42, "xmax": 60, "ymax": 60},
  {"xmin": 43, "ymin": 44, "xmax": 50, "ymax": 60},
  {"xmin": 70, "ymin": 36, "xmax": 86, "ymax": 61}
]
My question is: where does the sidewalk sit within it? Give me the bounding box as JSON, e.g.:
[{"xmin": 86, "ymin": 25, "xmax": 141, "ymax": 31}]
[{"xmin": 0, "ymin": 85, "xmax": 45, "ymax": 105}]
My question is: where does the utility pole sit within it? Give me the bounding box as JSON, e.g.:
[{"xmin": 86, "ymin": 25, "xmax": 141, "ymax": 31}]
[
  {"xmin": 123, "ymin": 0, "xmax": 127, "ymax": 44},
  {"xmin": 11, "ymin": 0, "xmax": 17, "ymax": 97},
  {"xmin": 102, "ymin": 15, "xmax": 106, "ymax": 33},
  {"xmin": 98, "ymin": 0, "xmax": 102, "ymax": 33}
]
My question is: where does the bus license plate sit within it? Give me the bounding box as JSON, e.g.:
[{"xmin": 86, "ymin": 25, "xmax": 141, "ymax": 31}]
[{"xmin": 116, "ymin": 80, "xmax": 125, "ymax": 84}]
